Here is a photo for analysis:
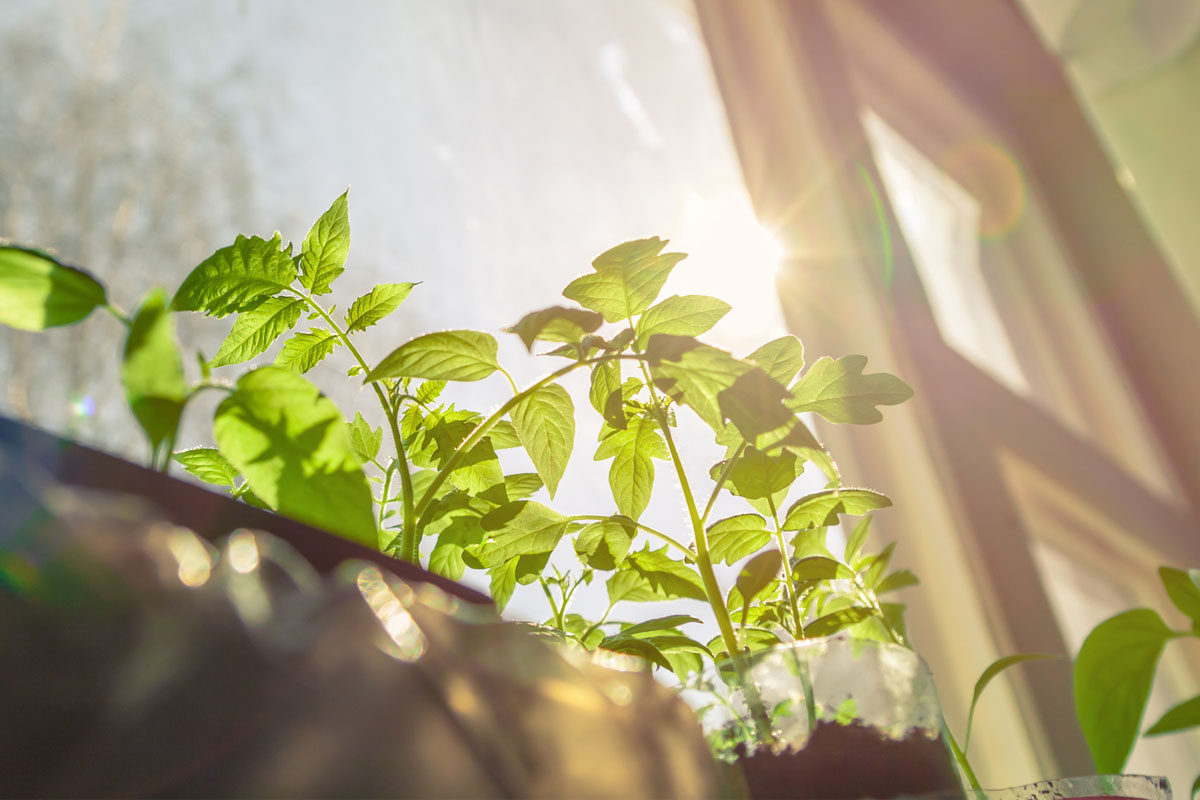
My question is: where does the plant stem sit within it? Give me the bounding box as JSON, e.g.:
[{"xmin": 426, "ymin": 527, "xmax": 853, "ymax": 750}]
[
  {"xmin": 769, "ymin": 499, "xmax": 805, "ymax": 637},
  {"xmin": 291, "ymin": 289, "xmax": 418, "ymax": 561},
  {"xmin": 539, "ymin": 577, "xmax": 563, "ymax": 628},
  {"xmin": 497, "ymin": 365, "xmax": 519, "ymax": 396},
  {"xmin": 378, "ymin": 461, "xmax": 395, "ymax": 533},
  {"xmin": 701, "ymin": 441, "xmax": 746, "ymax": 526}
]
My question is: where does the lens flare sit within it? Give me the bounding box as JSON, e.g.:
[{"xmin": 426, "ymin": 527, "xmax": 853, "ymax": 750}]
[{"xmin": 938, "ymin": 138, "xmax": 1027, "ymax": 240}]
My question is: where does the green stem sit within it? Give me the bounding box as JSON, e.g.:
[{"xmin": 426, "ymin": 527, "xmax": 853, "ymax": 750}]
[
  {"xmin": 378, "ymin": 462, "xmax": 395, "ymax": 533},
  {"xmin": 539, "ymin": 577, "xmax": 563, "ymax": 629},
  {"xmin": 565, "ymin": 515, "xmax": 693, "ymax": 559},
  {"xmin": 290, "ymin": 289, "xmax": 418, "ymax": 561},
  {"xmin": 701, "ymin": 441, "xmax": 747, "ymax": 526},
  {"xmin": 411, "ymin": 355, "xmax": 620, "ymax": 533},
  {"xmin": 580, "ymin": 599, "xmax": 616, "ymax": 645},
  {"xmin": 769, "ymin": 499, "xmax": 804, "ymax": 637},
  {"xmin": 497, "ymin": 365, "xmax": 520, "ymax": 396}
]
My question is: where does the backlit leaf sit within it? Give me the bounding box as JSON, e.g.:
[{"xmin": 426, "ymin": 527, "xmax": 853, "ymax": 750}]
[
  {"xmin": 781, "ymin": 488, "xmax": 891, "ymax": 531},
  {"xmin": 507, "ymin": 305, "xmax": 604, "ymax": 351},
  {"xmin": 736, "ymin": 550, "xmax": 783, "ymax": 606},
  {"xmin": 367, "ymin": 330, "xmax": 499, "ymax": 382},
  {"xmin": 622, "ymin": 546, "xmax": 706, "ymax": 601},
  {"xmin": 173, "ymin": 233, "xmax": 297, "ymax": 317},
  {"xmin": 789, "ymin": 355, "xmax": 913, "ymax": 424},
  {"xmin": 299, "ymin": 191, "xmax": 349, "ymax": 295},
  {"xmin": 806, "ymin": 606, "xmax": 877, "ymax": 638},
  {"xmin": 599, "ymin": 634, "xmax": 671, "ymax": 670},
  {"xmin": 575, "ymin": 516, "xmax": 637, "ymax": 570},
  {"xmin": 344, "ymin": 282, "xmax": 416, "ymax": 333},
  {"xmin": 489, "ymin": 558, "xmax": 518, "ymax": 612},
  {"xmin": 589, "ymin": 358, "xmax": 625, "ymax": 429},
  {"xmin": 123, "ymin": 289, "xmax": 188, "ymax": 460},
  {"xmin": 1074, "ymin": 609, "xmax": 1175, "ymax": 773},
  {"xmin": 636, "ymin": 294, "xmax": 730, "ymax": 346},
  {"xmin": 213, "ymin": 367, "xmax": 375, "ymax": 546},
  {"xmin": 876, "ymin": 568, "xmax": 919, "ymax": 594},
  {"xmin": 594, "ymin": 414, "xmax": 668, "ymax": 520},
  {"xmin": 747, "ymin": 335, "xmax": 805, "ymax": 385},
  {"xmin": 965, "ymin": 653, "xmax": 1061, "ymax": 752},
  {"xmin": 0, "ymin": 245, "xmax": 107, "ymax": 330},
  {"xmin": 275, "ymin": 328, "xmax": 340, "ymax": 373},
  {"xmin": 476, "ymin": 501, "xmax": 569, "ymax": 568},
  {"xmin": 1159, "ymin": 567, "xmax": 1200, "ymax": 626},
  {"xmin": 562, "ymin": 238, "xmax": 685, "ymax": 323},
  {"xmin": 791, "ymin": 556, "xmax": 852, "ymax": 580},
  {"xmin": 209, "ymin": 296, "xmax": 304, "ymax": 367},
  {"xmin": 347, "ymin": 411, "xmax": 383, "ymax": 463},
  {"xmin": 707, "ymin": 514, "xmax": 771, "ymax": 566},
  {"xmin": 844, "ymin": 516, "xmax": 872, "ymax": 563},
  {"xmin": 510, "ymin": 384, "xmax": 574, "ymax": 498},
  {"xmin": 173, "ymin": 447, "xmax": 239, "ymax": 488},
  {"xmin": 619, "ymin": 614, "xmax": 701, "ymax": 637}
]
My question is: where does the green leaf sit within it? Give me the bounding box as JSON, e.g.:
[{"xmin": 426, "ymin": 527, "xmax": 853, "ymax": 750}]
[
  {"xmin": 344, "ymin": 282, "xmax": 417, "ymax": 333},
  {"xmin": 719, "ymin": 369, "xmax": 797, "ymax": 443},
  {"xmin": 1159, "ymin": 567, "xmax": 1200, "ymax": 626},
  {"xmin": 347, "ymin": 412, "xmax": 383, "ymax": 463},
  {"xmin": 367, "ymin": 330, "xmax": 499, "ymax": 382},
  {"xmin": 0, "ymin": 245, "xmax": 107, "ymax": 330},
  {"xmin": 213, "ymin": 367, "xmax": 376, "ymax": 546},
  {"xmin": 876, "ymin": 569, "xmax": 919, "ymax": 594},
  {"xmin": 489, "ymin": 558, "xmax": 519, "ymax": 612},
  {"xmin": 479, "ymin": 472, "xmax": 544, "ymax": 505},
  {"xmin": 562, "ymin": 238, "xmax": 685, "ymax": 323},
  {"xmin": 507, "ymin": 305, "xmax": 604, "ymax": 351},
  {"xmin": 209, "ymin": 296, "xmax": 304, "ymax": 367},
  {"xmin": 1146, "ymin": 694, "xmax": 1200, "ymax": 736},
  {"xmin": 447, "ymin": 438, "xmax": 503, "ymax": 495},
  {"xmin": 598, "ymin": 634, "xmax": 672, "ymax": 669},
  {"xmin": 965, "ymin": 653, "xmax": 1061, "ymax": 752},
  {"xmin": 707, "ymin": 514, "xmax": 771, "ymax": 566},
  {"xmin": 429, "ymin": 515, "xmax": 486, "ymax": 581},
  {"xmin": 844, "ymin": 516, "xmax": 872, "ymax": 563},
  {"xmin": 621, "ymin": 546, "xmax": 707, "ymax": 602},
  {"xmin": 1074, "ymin": 609, "xmax": 1175, "ymax": 773},
  {"xmin": 575, "ymin": 516, "xmax": 637, "ymax": 570},
  {"xmin": 476, "ymin": 501, "xmax": 569, "ymax": 568},
  {"xmin": 806, "ymin": 606, "xmax": 878, "ymax": 638},
  {"xmin": 746, "ymin": 335, "xmax": 805, "ymax": 386},
  {"xmin": 415, "ymin": 379, "xmax": 447, "ymax": 405},
  {"xmin": 636, "ymin": 294, "xmax": 730, "ymax": 347},
  {"xmin": 718, "ymin": 446, "xmax": 799, "ymax": 501},
  {"xmin": 791, "ymin": 556, "xmax": 852, "ymax": 580},
  {"xmin": 510, "ymin": 384, "xmax": 575, "ymax": 498},
  {"xmin": 594, "ymin": 415, "xmax": 668, "ymax": 520},
  {"xmin": 299, "ymin": 191, "xmax": 350, "ymax": 295},
  {"xmin": 275, "ymin": 328, "xmax": 340, "ymax": 373},
  {"xmin": 645, "ymin": 335, "xmax": 748, "ymax": 432},
  {"xmin": 736, "ymin": 550, "xmax": 783, "ymax": 606},
  {"xmin": 781, "ymin": 488, "xmax": 892, "ymax": 531},
  {"xmin": 861, "ymin": 542, "xmax": 897, "ymax": 588},
  {"xmin": 589, "ymin": 359, "xmax": 625, "ymax": 429},
  {"xmin": 173, "ymin": 233, "xmax": 297, "ymax": 317},
  {"xmin": 789, "ymin": 355, "xmax": 913, "ymax": 424},
  {"xmin": 172, "ymin": 448, "xmax": 239, "ymax": 488},
  {"xmin": 122, "ymin": 289, "xmax": 188, "ymax": 459},
  {"xmin": 619, "ymin": 614, "xmax": 701, "ymax": 637}
]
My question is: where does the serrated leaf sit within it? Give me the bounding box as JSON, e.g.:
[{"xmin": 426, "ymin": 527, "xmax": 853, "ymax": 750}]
[
  {"xmin": 478, "ymin": 472, "xmax": 544, "ymax": 506},
  {"xmin": 209, "ymin": 296, "xmax": 304, "ymax": 367},
  {"xmin": 173, "ymin": 233, "xmax": 297, "ymax": 317},
  {"xmin": 367, "ymin": 329, "xmax": 499, "ymax": 382},
  {"xmin": 746, "ymin": 336, "xmax": 805, "ymax": 385},
  {"xmin": 716, "ymin": 446, "xmax": 799, "ymax": 502},
  {"xmin": 789, "ymin": 355, "xmax": 913, "ymax": 424},
  {"xmin": 965, "ymin": 653, "xmax": 1061, "ymax": 752},
  {"xmin": 299, "ymin": 191, "xmax": 349, "ymax": 295},
  {"xmin": 172, "ymin": 448, "xmax": 239, "ymax": 488},
  {"xmin": 1146, "ymin": 694, "xmax": 1200, "ymax": 737},
  {"xmin": 1159, "ymin": 567, "xmax": 1200, "ymax": 626},
  {"xmin": 806, "ymin": 606, "xmax": 878, "ymax": 638},
  {"xmin": 575, "ymin": 516, "xmax": 636, "ymax": 570},
  {"xmin": 275, "ymin": 328, "xmax": 340, "ymax": 373},
  {"xmin": 489, "ymin": 558, "xmax": 519, "ymax": 612},
  {"xmin": 476, "ymin": 501, "xmax": 568, "ymax": 568},
  {"xmin": 344, "ymin": 282, "xmax": 416, "ymax": 333},
  {"xmin": 510, "ymin": 384, "xmax": 574, "ymax": 498},
  {"xmin": 515, "ymin": 550, "xmax": 552, "ymax": 585},
  {"xmin": 707, "ymin": 514, "xmax": 771, "ymax": 566},
  {"xmin": 645, "ymin": 334, "xmax": 747, "ymax": 433},
  {"xmin": 589, "ymin": 359, "xmax": 625, "ymax": 429},
  {"xmin": 562, "ymin": 238, "xmax": 685, "ymax": 323},
  {"xmin": 507, "ymin": 305, "xmax": 604, "ymax": 351},
  {"xmin": 636, "ymin": 294, "xmax": 730, "ymax": 347},
  {"xmin": 1074, "ymin": 609, "xmax": 1176, "ymax": 773},
  {"xmin": 594, "ymin": 415, "xmax": 667, "ymax": 520},
  {"xmin": 428, "ymin": 515, "xmax": 486, "ymax": 581},
  {"xmin": 123, "ymin": 289, "xmax": 188, "ymax": 460},
  {"xmin": 347, "ymin": 412, "xmax": 383, "ymax": 463},
  {"xmin": 621, "ymin": 546, "xmax": 706, "ymax": 602},
  {"xmin": 0, "ymin": 245, "xmax": 108, "ymax": 330},
  {"xmin": 213, "ymin": 367, "xmax": 375, "ymax": 546},
  {"xmin": 736, "ymin": 550, "xmax": 783, "ymax": 607},
  {"xmin": 782, "ymin": 488, "xmax": 891, "ymax": 531},
  {"xmin": 447, "ymin": 438, "xmax": 503, "ymax": 495},
  {"xmin": 415, "ymin": 379, "xmax": 447, "ymax": 405}
]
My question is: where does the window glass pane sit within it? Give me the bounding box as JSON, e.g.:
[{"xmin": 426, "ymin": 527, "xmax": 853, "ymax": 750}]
[{"xmin": 862, "ymin": 108, "xmax": 1029, "ymax": 394}]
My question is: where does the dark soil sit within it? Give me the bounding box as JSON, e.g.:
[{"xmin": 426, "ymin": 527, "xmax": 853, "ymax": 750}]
[{"xmin": 731, "ymin": 719, "xmax": 965, "ymax": 799}]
